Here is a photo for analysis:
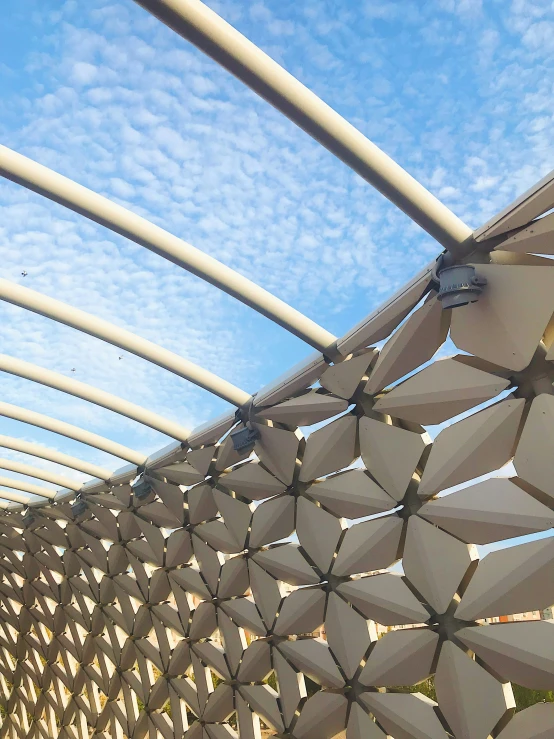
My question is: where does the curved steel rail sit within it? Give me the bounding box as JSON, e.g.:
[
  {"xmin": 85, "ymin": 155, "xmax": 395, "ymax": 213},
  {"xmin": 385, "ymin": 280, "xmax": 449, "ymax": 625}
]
[
  {"xmin": 0, "ymin": 281, "xmax": 251, "ymax": 408},
  {"xmin": 0, "ymin": 489, "xmax": 41, "ymax": 506},
  {"xmin": 0, "ymin": 401, "xmax": 146, "ymax": 466},
  {"xmin": 0, "ymin": 146, "xmax": 337, "ymax": 352},
  {"xmin": 0, "ymin": 435, "xmax": 111, "ymax": 480},
  {"xmin": 0, "ymin": 458, "xmax": 81, "ymax": 491},
  {"xmin": 0, "ymin": 352, "xmax": 192, "ymax": 441},
  {"xmin": 0, "ymin": 475, "xmax": 57, "ymax": 500},
  {"xmin": 132, "ymin": 0, "xmax": 473, "ymax": 256}
]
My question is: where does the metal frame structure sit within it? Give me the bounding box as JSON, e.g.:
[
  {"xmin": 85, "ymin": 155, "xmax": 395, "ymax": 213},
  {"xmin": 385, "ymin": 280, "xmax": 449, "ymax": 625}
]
[
  {"xmin": 0, "ymin": 354, "xmax": 193, "ymax": 441},
  {"xmin": 134, "ymin": 0, "xmax": 474, "ymax": 256},
  {"xmin": 0, "ymin": 401, "xmax": 146, "ymax": 465},
  {"xmin": 0, "ymin": 435, "xmax": 111, "ymax": 479},
  {"xmin": 0, "ymin": 146, "xmax": 337, "ymax": 353},
  {"xmin": 0, "ymin": 1, "xmax": 554, "ymax": 738},
  {"xmin": 0, "ymin": 280, "xmax": 251, "ymax": 407}
]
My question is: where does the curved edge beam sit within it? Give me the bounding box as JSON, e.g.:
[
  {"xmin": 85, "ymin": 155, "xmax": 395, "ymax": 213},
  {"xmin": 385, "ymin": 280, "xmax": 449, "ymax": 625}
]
[
  {"xmin": 0, "ymin": 435, "xmax": 111, "ymax": 480},
  {"xmin": 474, "ymin": 167, "xmax": 554, "ymax": 241},
  {"xmin": 0, "ymin": 490, "xmax": 37, "ymax": 506},
  {"xmin": 0, "ymin": 279, "xmax": 250, "ymax": 408},
  {"xmin": 0, "ymin": 351, "xmax": 194, "ymax": 441},
  {"xmin": 132, "ymin": 0, "xmax": 473, "ymax": 256},
  {"xmin": 338, "ymin": 260, "xmax": 435, "ymax": 356},
  {"xmin": 0, "ymin": 459, "xmax": 81, "ymax": 492},
  {"xmin": 0, "ymin": 476, "xmax": 57, "ymax": 500},
  {"xmin": 0, "ymin": 401, "xmax": 146, "ymax": 466},
  {"xmin": 0, "ymin": 146, "xmax": 337, "ymax": 352}
]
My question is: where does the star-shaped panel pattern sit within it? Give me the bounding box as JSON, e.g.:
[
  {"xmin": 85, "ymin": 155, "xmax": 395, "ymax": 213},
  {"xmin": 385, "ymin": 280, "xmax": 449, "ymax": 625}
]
[{"xmin": 1, "ymin": 247, "xmax": 554, "ymax": 739}]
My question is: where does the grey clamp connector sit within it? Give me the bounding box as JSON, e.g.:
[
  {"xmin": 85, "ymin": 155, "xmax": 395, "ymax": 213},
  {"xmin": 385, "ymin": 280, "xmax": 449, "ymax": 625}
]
[
  {"xmin": 230, "ymin": 401, "xmax": 261, "ymax": 452},
  {"xmin": 71, "ymin": 495, "xmax": 88, "ymax": 518},
  {"xmin": 21, "ymin": 508, "xmax": 35, "ymax": 527},
  {"xmin": 433, "ymin": 253, "xmax": 487, "ymax": 309},
  {"xmin": 131, "ymin": 473, "xmax": 154, "ymax": 501}
]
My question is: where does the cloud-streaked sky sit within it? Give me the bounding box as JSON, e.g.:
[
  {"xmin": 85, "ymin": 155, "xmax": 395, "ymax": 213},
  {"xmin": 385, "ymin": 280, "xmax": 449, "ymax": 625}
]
[{"xmin": 0, "ymin": 0, "xmax": 552, "ymax": 496}]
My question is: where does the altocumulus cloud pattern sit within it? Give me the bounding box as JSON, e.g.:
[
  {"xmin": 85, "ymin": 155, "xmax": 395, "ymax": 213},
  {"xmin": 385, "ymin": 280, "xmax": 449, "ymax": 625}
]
[{"xmin": 0, "ymin": 1, "xmax": 554, "ymax": 738}]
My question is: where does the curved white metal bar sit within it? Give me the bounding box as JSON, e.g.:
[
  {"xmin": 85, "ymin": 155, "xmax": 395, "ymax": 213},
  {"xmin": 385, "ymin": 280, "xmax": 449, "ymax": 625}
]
[
  {"xmin": 0, "ymin": 279, "xmax": 251, "ymax": 408},
  {"xmin": 0, "ymin": 351, "xmax": 194, "ymax": 441},
  {"xmin": 0, "ymin": 476, "xmax": 57, "ymax": 499},
  {"xmin": 0, "ymin": 352, "xmax": 194, "ymax": 440},
  {"xmin": 132, "ymin": 0, "xmax": 473, "ymax": 256},
  {"xmin": 0, "ymin": 146, "xmax": 338, "ymax": 352},
  {"xmin": 0, "ymin": 401, "xmax": 146, "ymax": 466},
  {"xmin": 0, "ymin": 489, "xmax": 36, "ymax": 506},
  {"xmin": 0, "ymin": 435, "xmax": 111, "ymax": 480},
  {"xmin": 0, "ymin": 459, "xmax": 81, "ymax": 492}
]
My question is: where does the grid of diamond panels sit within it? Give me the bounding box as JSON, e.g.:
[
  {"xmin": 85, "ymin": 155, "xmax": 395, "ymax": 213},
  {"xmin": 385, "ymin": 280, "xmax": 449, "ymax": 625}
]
[{"xmin": 2, "ymin": 256, "xmax": 554, "ymax": 739}]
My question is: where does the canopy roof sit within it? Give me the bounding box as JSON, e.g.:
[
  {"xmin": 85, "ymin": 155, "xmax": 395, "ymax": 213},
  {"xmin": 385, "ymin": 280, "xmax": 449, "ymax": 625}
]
[{"xmin": 1, "ymin": 2, "xmax": 554, "ymax": 739}]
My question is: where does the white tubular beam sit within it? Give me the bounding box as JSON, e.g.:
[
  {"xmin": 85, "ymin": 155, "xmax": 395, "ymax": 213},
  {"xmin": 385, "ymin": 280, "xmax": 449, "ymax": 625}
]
[
  {"xmin": 0, "ymin": 146, "xmax": 337, "ymax": 352},
  {"xmin": 0, "ymin": 490, "xmax": 36, "ymax": 506},
  {"xmin": 0, "ymin": 459, "xmax": 80, "ymax": 492},
  {"xmin": 0, "ymin": 279, "xmax": 250, "ymax": 408},
  {"xmin": 0, "ymin": 402, "xmax": 146, "ymax": 466},
  {"xmin": 0, "ymin": 476, "xmax": 57, "ymax": 500},
  {"xmin": 0, "ymin": 350, "xmax": 190, "ymax": 442},
  {"xmin": 0, "ymin": 436, "xmax": 111, "ymax": 480},
  {"xmin": 131, "ymin": 0, "xmax": 473, "ymax": 255},
  {"xmin": 0, "ymin": 350, "xmax": 195, "ymax": 440}
]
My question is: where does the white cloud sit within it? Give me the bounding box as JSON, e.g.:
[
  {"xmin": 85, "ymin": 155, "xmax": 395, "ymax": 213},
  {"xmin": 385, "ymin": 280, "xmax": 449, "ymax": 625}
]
[
  {"xmin": 70, "ymin": 61, "xmax": 99, "ymax": 85},
  {"xmin": 438, "ymin": 0, "xmax": 483, "ymax": 18},
  {"xmin": 522, "ymin": 20, "xmax": 554, "ymax": 51}
]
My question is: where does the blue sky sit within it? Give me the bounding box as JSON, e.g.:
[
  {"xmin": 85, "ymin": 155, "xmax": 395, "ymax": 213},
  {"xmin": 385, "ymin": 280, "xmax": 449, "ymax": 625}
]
[{"xmin": 0, "ymin": 0, "xmax": 553, "ymax": 494}]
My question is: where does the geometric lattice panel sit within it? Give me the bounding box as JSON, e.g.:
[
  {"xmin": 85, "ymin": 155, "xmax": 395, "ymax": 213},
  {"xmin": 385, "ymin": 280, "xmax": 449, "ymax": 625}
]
[{"xmin": 1, "ymin": 265, "xmax": 554, "ymax": 739}]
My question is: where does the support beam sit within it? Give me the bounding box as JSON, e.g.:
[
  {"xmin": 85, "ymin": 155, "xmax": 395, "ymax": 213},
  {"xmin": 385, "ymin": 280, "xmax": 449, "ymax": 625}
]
[
  {"xmin": 0, "ymin": 490, "xmax": 37, "ymax": 506},
  {"xmin": 338, "ymin": 261, "xmax": 435, "ymax": 356},
  {"xmin": 0, "ymin": 279, "xmax": 250, "ymax": 408},
  {"xmin": 132, "ymin": 0, "xmax": 473, "ymax": 256},
  {"xmin": 475, "ymin": 168, "xmax": 554, "ymax": 242},
  {"xmin": 0, "ymin": 459, "xmax": 81, "ymax": 492},
  {"xmin": 0, "ymin": 499, "xmax": 18, "ymax": 509},
  {"xmin": 0, "ymin": 402, "xmax": 146, "ymax": 466},
  {"xmin": 0, "ymin": 352, "xmax": 194, "ymax": 441},
  {"xmin": 0, "ymin": 146, "xmax": 337, "ymax": 352},
  {"xmin": 0, "ymin": 476, "xmax": 57, "ymax": 500},
  {"xmin": 0, "ymin": 435, "xmax": 111, "ymax": 480}
]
